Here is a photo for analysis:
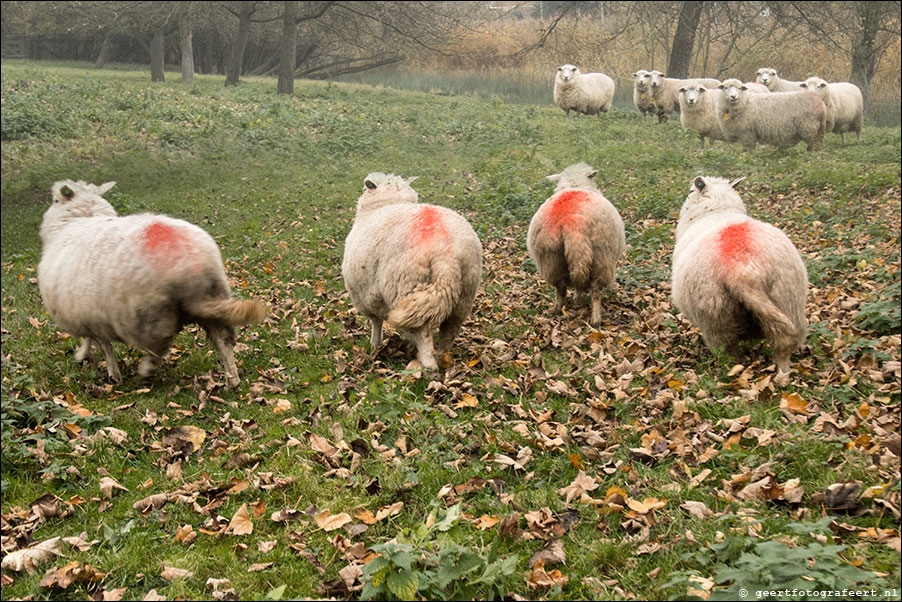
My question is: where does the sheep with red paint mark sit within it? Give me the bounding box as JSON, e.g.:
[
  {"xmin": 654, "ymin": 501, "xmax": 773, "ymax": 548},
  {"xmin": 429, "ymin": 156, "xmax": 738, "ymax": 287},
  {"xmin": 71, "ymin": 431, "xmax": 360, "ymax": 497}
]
[
  {"xmin": 342, "ymin": 173, "xmax": 482, "ymax": 372},
  {"xmin": 38, "ymin": 180, "xmax": 266, "ymax": 388},
  {"xmin": 671, "ymin": 176, "xmax": 808, "ymax": 381},
  {"xmin": 527, "ymin": 163, "xmax": 626, "ymax": 326}
]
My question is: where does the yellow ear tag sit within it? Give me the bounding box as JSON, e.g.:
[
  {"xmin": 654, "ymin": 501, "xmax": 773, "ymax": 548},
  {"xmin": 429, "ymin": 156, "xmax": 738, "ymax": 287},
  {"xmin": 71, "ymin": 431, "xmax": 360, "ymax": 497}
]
[
  {"xmin": 723, "ymin": 113, "xmax": 730, "ymax": 120},
  {"xmin": 640, "ymin": 93, "xmax": 646, "ymax": 100}
]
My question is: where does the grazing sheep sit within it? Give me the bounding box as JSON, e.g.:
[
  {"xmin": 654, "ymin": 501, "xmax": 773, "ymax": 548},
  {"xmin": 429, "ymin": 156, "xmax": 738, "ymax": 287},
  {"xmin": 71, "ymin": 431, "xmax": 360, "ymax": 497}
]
[
  {"xmin": 648, "ymin": 70, "xmax": 721, "ymax": 123},
  {"xmin": 38, "ymin": 180, "xmax": 266, "ymax": 387},
  {"xmin": 754, "ymin": 68, "xmax": 803, "ymax": 92},
  {"xmin": 671, "ymin": 176, "xmax": 808, "ymax": 380},
  {"xmin": 678, "ymin": 83, "xmax": 725, "ymax": 146},
  {"xmin": 632, "ymin": 70, "xmax": 655, "ymax": 117},
  {"xmin": 527, "ymin": 163, "xmax": 626, "ymax": 326},
  {"xmin": 554, "ymin": 64, "xmax": 615, "ymax": 118},
  {"xmin": 799, "ymin": 77, "xmax": 863, "ymax": 144},
  {"xmin": 716, "ymin": 78, "xmax": 827, "ymax": 152},
  {"xmin": 342, "ymin": 173, "xmax": 482, "ymax": 372}
]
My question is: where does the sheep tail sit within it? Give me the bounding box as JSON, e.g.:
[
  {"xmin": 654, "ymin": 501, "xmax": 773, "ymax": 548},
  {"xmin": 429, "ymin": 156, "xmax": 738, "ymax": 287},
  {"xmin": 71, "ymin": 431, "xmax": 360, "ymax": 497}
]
[
  {"xmin": 191, "ymin": 298, "xmax": 267, "ymax": 326},
  {"xmin": 387, "ymin": 258, "xmax": 460, "ymax": 330},
  {"xmin": 563, "ymin": 231, "xmax": 594, "ymax": 290},
  {"xmin": 731, "ymin": 283, "xmax": 798, "ymax": 343}
]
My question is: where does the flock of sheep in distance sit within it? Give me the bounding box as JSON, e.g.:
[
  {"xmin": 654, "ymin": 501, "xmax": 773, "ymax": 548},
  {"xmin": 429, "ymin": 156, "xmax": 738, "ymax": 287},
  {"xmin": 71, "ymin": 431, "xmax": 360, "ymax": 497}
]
[
  {"xmin": 37, "ymin": 63, "xmax": 850, "ymax": 393},
  {"xmin": 556, "ymin": 64, "xmax": 863, "ymax": 150}
]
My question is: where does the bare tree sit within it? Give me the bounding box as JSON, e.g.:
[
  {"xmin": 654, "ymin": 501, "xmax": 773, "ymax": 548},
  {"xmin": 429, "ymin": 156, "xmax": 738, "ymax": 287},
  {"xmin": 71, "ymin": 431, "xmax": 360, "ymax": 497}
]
[
  {"xmin": 667, "ymin": 1, "xmax": 704, "ymax": 78},
  {"xmin": 179, "ymin": 2, "xmax": 195, "ymax": 84},
  {"xmin": 277, "ymin": 1, "xmax": 334, "ymax": 94}
]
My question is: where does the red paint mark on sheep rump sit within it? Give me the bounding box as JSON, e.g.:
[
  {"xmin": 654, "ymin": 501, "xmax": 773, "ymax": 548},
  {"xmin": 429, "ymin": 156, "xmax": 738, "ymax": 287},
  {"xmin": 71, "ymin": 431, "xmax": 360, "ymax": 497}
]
[
  {"xmin": 544, "ymin": 190, "xmax": 590, "ymax": 237},
  {"xmin": 140, "ymin": 222, "xmax": 190, "ymax": 264},
  {"xmin": 411, "ymin": 206, "xmax": 449, "ymax": 246},
  {"xmin": 716, "ymin": 221, "xmax": 757, "ymax": 270}
]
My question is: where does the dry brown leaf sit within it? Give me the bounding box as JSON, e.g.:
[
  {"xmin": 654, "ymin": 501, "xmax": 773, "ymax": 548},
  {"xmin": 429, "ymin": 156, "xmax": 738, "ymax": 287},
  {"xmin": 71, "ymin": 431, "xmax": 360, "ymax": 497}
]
[
  {"xmin": 99, "ymin": 476, "xmax": 129, "ymax": 499},
  {"xmin": 247, "ymin": 562, "xmax": 273, "ymax": 572},
  {"xmin": 528, "ymin": 538, "xmax": 566, "ymax": 568},
  {"xmin": 557, "ymin": 470, "xmax": 599, "ymax": 503},
  {"xmin": 133, "ymin": 493, "xmax": 169, "ymax": 514},
  {"xmin": 1, "ymin": 537, "xmax": 63, "ymax": 574},
  {"xmin": 142, "ymin": 589, "xmax": 167, "ymax": 601},
  {"xmin": 228, "ymin": 504, "xmax": 253, "ymax": 536},
  {"xmin": 315, "ymin": 509, "xmax": 353, "ymax": 531},
  {"xmin": 160, "ymin": 566, "xmax": 194, "ymax": 581},
  {"xmin": 681, "ymin": 501, "xmax": 713, "ymax": 519},
  {"xmin": 103, "ymin": 587, "xmax": 128, "ymax": 601},
  {"xmin": 40, "ymin": 561, "xmax": 105, "ymax": 589}
]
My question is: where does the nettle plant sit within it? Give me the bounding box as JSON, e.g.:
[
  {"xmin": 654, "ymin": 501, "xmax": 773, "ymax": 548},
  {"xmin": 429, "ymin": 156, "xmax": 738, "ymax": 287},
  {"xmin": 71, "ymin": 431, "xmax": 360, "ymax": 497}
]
[{"xmin": 360, "ymin": 503, "xmax": 519, "ymax": 601}]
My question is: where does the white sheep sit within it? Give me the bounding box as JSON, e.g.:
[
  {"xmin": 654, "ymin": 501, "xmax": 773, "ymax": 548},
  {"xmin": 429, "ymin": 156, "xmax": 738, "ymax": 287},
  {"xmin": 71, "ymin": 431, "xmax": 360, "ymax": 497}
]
[
  {"xmin": 38, "ymin": 180, "xmax": 266, "ymax": 387},
  {"xmin": 754, "ymin": 68, "xmax": 803, "ymax": 92},
  {"xmin": 799, "ymin": 77, "xmax": 863, "ymax": 144},
  {"xmin": 527, "ymin": 163, "xmax": 626, "ymax": 326},
  {"xmin": 648, "ymin": 70, "xmax": 721, "ymax": 123},
  {"xmin": 716, "ymin": 78, "xmax": 827, "ymax": 152},
  {"xmin": 341, "ymin": 173, "xmax": 482, "ymax": 372},
  {"xmin": 678, "ymin": 83, "xmax": 725, "ymax": 146},
  {"xmin": 553, "ymin": 64, "xmax": 615, "ymax": 118},
  {"xmin": 671, "ymin": 176, "xmax": 808, "ymax": 380},
  {"xmin": 632, "ymin": 70, "xmax": 654, "ymax": 117}
]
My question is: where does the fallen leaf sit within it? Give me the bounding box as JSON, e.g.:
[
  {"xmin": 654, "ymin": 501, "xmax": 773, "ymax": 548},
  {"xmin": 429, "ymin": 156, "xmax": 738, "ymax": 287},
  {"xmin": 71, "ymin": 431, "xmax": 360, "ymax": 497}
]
[
  {"xmin": 315, "ymin": 509, "xmax": 352, "ymax": 531},
  {"xmin": 557, "ymin": 470, "xmax": 599, "ymax": 503},
  {"xmin": 528, "ymin": 538, "xmax": 566, "ymax": 568},
  {"xmin": 160, "ymin": 566, "xmax": 194, "ymax": 581},
  {"xmin": 1, "ymin": 537, "xmax": 63, "ymax": 573},
  {"xmin": 228, "ymin": 504, "xmax": 253, "ymax": 536},
  {"xmin": 99, "ymin": 476, "xmax": 129, "ymax": 499}
]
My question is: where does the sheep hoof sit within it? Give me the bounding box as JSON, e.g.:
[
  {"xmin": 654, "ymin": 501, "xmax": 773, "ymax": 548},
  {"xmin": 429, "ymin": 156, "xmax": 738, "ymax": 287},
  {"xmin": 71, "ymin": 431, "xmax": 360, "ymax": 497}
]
[{"xmin": 225, "ymin": 373, "xmax": 240, "ymax": 389}]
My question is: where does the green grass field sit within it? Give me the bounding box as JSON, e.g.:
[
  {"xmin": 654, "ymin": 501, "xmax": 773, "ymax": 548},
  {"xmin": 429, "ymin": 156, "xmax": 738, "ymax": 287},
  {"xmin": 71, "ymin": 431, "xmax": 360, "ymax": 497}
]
[{"xmin": 1, "ymin": 60, "xmax": 900, "ymax": 601}]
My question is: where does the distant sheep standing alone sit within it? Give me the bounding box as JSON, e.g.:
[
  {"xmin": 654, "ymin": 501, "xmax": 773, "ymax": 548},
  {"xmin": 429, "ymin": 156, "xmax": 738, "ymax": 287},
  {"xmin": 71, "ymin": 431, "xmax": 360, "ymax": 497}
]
[
  {"xmin": 671, "ymin": 177, "xmax": 808, "ymax": 380},
  {"xmin": 342, "ymin": 173, "xmax": 482, "ymax": 372},
  {"xmin": 554, "ymin": 64, "xmax": 615, "ymax": 118},
  {"xmin": 527, "ymin": 163, "xmax": 626, "ymax": 326},
  {"xmin": 38, "ymin": 180, "xmax": 266, "ymax": 387}
]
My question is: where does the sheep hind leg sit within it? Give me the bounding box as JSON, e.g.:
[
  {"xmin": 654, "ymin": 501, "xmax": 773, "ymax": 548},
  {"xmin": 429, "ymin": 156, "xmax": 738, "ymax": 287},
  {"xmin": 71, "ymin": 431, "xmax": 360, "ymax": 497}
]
[
  {"xmin": 552, "ymin": 284, "xmax": 568, "ymax": 315},
  {"xmin": 437, "ymin": 316, "xmax": 465, "ymax": 368},
  {"xmin": 75, "ymin": 337, "xmax": 94, "ymax": 362},
  {"xmin": 370, "ymin": 317, "xmax": 383, "ymax": 349},
  {"xmin": 95, "ymin": 339, "xmax": 121, "ymax": 383},
  {"xmin": 589, "ymin": 290, "xmax": 603, "ymax": 326},
  {"xmin": 407, "ymin": 326, "xmax": 438, "ymax": 373},
  {"xmin": 208, "ymin": 324, "xmax": 240, "ymax": 389}
]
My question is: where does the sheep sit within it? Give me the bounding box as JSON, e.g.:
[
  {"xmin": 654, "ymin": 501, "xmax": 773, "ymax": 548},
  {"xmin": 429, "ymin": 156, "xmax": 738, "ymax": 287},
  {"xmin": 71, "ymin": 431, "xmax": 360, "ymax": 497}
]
[
  {"xmin": 678, "ymin": 83, "xmax": 725, "ymax": 146},
  {"xmin": 341, "ymin": 173, "xmax": 482, "ymax": 372},
  {"xmin": 648, "ymin": 70, "xmax": 721, "ymax": 123},
  {"xmin": 716, "ymin": 78, "xmax": 827, "ymax": 152},
  {"xmin": 632, "ymin": 69, "xmax": 655, "ymax": 117},
  {"xmin": 553, "ymin": 64, "xmax": 615, "ymax": 118},
  {"xmin": 38, "ymin": 180, "xmax": 266, "ymax": 388},
  {"xmin": 754, "ymin": 68, "xmax": 803, "ymax": 92},
  {"xmin": 527, "ymin": 163, "xmax": 626, "ymax": 326},
  {"xmin": 671, "ymin": 176, "xmax": 808, "ymax": 381},
  {"xmin": 799, "ymin": 77, "xmax": 863, "ymax": 144}
]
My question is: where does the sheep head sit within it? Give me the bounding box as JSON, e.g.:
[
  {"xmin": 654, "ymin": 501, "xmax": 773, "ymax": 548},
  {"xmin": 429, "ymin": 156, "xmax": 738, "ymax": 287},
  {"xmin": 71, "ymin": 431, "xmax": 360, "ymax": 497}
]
[{"xmin": 546, "ymin": 162, "xmax": 599, "ymax": 192}]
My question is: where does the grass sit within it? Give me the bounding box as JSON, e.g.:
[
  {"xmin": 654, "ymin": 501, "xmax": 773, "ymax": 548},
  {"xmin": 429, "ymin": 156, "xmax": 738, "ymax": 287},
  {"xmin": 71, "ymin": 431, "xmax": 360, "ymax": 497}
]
[{"xmin": 1, "ymin": 59, "xmax": 900, "ymax": 601}]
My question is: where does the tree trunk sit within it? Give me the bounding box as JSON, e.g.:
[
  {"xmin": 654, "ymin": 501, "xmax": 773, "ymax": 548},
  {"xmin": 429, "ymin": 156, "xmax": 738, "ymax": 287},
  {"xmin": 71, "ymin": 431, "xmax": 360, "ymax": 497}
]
[
  {"xmin": 225, "ymin": 1, "xmax": 253, "ymax": 86},
  {"xmin": 667, "ymin": 1, "xmax": 704, "ymax": 78},
  {"xmin": 850, "ymin": 2, "xmax": 881, "ymax": 114},
  {"xmin": 94, "ymin": 32, "xmax": 113, "ymax": 69},
  {"xmin": 278, "ymin": 1, "xmax": 299, "ymax": 95},
  {"xmin": 150, "ymin": 28, "xmax": 166, "ymax": 82},
  {"xmin": 179, "ymin": 6, "xmax": 194, "ymax": 84}
]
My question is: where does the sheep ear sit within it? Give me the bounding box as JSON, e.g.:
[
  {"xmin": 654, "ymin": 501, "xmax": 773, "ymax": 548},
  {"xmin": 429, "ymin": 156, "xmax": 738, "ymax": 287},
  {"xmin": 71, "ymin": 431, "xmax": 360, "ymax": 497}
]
[
  {"xmin": 693, "ymin": 177, "xmax": 706, "ymax": 192},
  {"xmin": 679, "ymin": 87, "xmax": 686, "ymax": 93},
  {"xmin": 740, "ymin": 85, "xmax": 748, "ymax": 91},
  {"xmin": 729, "ymin": 177, "xmax": 746, "ymax": 189},
  {"xmin": 98, "ymin": 181, "xmax": 116, "ymax": 195},
  {"xmin": 587, "ymin": 170, "xmax": 598, "ymax": 180},
  {"xmin": 60, "ymin": 185, "xmax": 75, "ymax": 200},
  {"xmin": 818, "ymin": 82, "xmax": 827, "ymax": 89},
  {"xmin": 546, "ymin": 174, "xmax": 562, "ymax": 183},
  {"xmin": 718, "ymin": 84, "xmax": 725, "ymax": 89},
  {"xmin": 364, "ymin": 179, "xmax": 377, "ymax": 190},
  {"xmin": 800, "ymin": 83, "xmax": 808, "ymax": 88}
]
